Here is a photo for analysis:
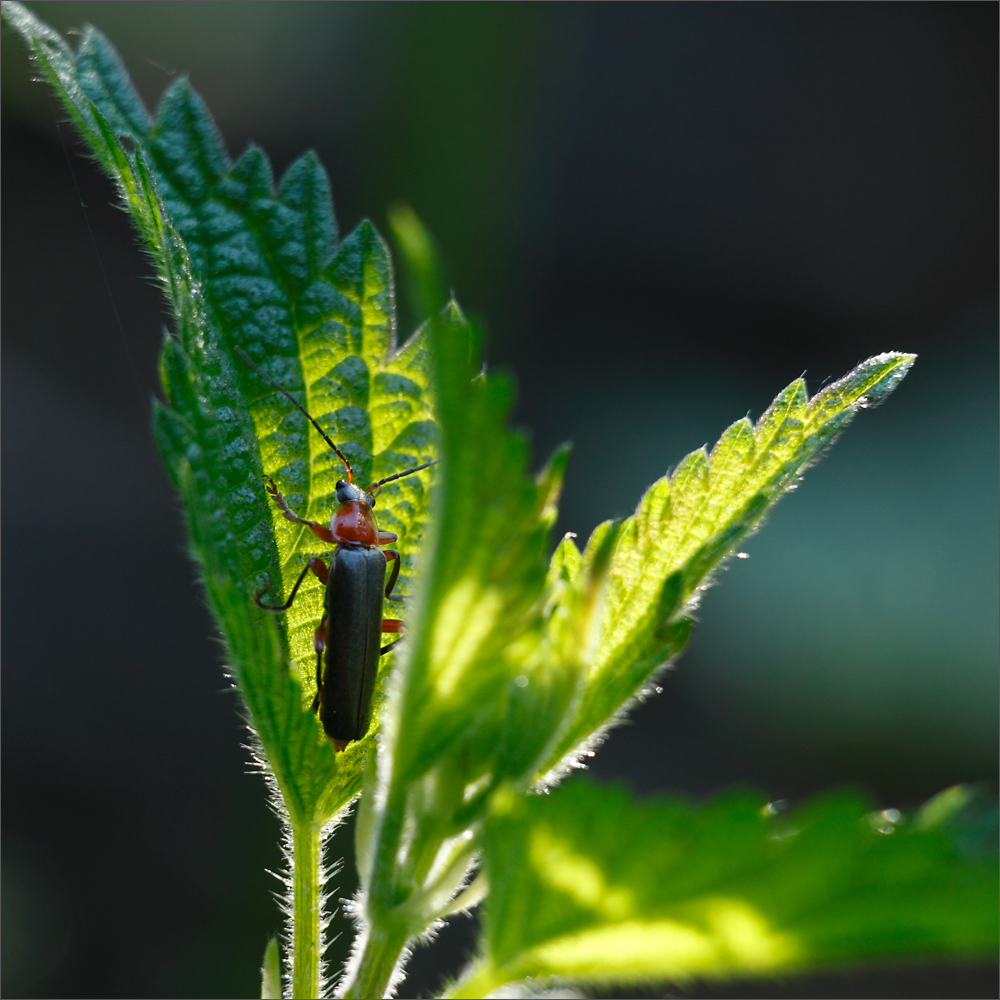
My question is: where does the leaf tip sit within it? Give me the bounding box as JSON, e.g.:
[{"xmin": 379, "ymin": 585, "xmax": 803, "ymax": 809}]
[
  {"xmin": 389, "ymin": 203, "xmax": 447, "ymax": 321},
  {"xmin": 260, "ymin": 935, "xmax": 282, "ymax": 999},
  {"xmin": 857, "ymin": 350, "xmax": 916, "ymax": 408}
]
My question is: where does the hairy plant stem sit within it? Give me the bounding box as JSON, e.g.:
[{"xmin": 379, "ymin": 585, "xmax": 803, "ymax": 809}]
[
  {"xmin": 339, "ymin": 777, "xmax": 414, "ymax": 999},
  {"xmin": 292, "ymin": 821, "xmax": 322, "ymax": 1000},
  {"xmin": 341, "ymin": 918, "xmax": 412, "ymax": 1000}
]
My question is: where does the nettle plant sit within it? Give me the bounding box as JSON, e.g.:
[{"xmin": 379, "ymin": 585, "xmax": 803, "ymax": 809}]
[{"xmin": 8, "ymin": 5, "xmax": 997, "ymax": 998}]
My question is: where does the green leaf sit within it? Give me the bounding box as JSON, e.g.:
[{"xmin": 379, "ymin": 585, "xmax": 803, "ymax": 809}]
[
  {"xmin": 260, "ymin": 936, "xmax": 282, "ymax": 1000},
  {"xmin": 2, "ymin": 0, "xmax": 437, "ymax": 825},
  {"xmin": 389, "ymin": 202, "xmax": 449, "ymax": 324},
  {"xmin": 323, "ymin": 213, "xmax": 559, "ymax": 805},
  {"xmin": 536, "ymin": 353, "xmax": 916, "ymax": 777},
  {"xmin": 446, "ymin": 778, "xmax": 998, "ymax": 996},
  {"xmin": 386, "ymin": 307, "xmax": 566, "ymax": 783},
  {"xmin": 343, "ymin": 213, "xmax": 917, "ymax": 998},
  {"xmin": 341, "ymin": 234, "xmax": 572, "ymax": 997}
]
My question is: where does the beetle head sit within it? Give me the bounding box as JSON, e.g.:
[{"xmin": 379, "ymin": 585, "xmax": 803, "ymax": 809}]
[{"xmin": 335, "ymin": 478, "xmax": 375, "ymax": 507}]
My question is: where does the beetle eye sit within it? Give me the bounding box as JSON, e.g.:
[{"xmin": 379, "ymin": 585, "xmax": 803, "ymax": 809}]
[{"xmin": 335, "ymin": 479, "xmax": 347, "ymax": 490}]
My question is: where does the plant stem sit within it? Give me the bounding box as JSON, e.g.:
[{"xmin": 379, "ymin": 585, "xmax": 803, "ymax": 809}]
[
  {"xmin": 291, "ymin": 821, "xmax": 322, "ymax": 1000},
  {"xmin": 340, "ymin": 919, "xmax": 411, "ymax": 999},
  {"xmin": 339, "ymin": 776, "xmax": 413, "ymax": 998}
]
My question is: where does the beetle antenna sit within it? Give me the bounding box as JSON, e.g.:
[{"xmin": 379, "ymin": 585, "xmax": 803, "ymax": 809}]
[
  {"xmin": 234, "ymin": 347, "xmax": 354, "ymax": 482},
  {"xmin": 368, "ymin": 460, "xmax": 438, "ymax": 496}
]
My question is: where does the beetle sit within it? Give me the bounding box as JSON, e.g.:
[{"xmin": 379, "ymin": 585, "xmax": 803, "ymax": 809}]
[{"xmin": 236, "ymin": 348, "xmax": 435, "ymax": 750}]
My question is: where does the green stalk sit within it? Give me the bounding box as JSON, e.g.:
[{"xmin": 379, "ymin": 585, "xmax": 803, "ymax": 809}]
[
  {"xmin": 339, "ymin": 777, "xmax": 413, "ymax": 998},
  {"xmin": 341, "ymin": 918, "xmax": 412, "ymax": 1000},
  {"xmin": 291, "ymin": 821, "xmax": 322, "ymax": 1000}
]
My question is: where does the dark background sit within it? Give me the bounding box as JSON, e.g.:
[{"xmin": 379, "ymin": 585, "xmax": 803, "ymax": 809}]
[{"xmin": 2, "ymin": 3, "xmax": 997, "ymax": 998}]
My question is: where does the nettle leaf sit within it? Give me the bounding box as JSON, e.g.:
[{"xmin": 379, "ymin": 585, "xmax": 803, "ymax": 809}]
[
  {"xmin": 352, "ymin": 304, "xmax": 567, "ymax": 901},
  {"xmin": 260, "ymin": 937, "xmax": 283, "ymax": 1000},
  {"xmin": 4, "ymin": 1, "xmax": 435, "ymax": 824},
  {"xmin": 386, "ymin": 311, "xmax": 566, "ymax": 783},
  {"xmin": 355, "ymin": 214, "xmax": 567, "ymax": 808},
  {"xmin": 535, "ymin": 353, "xmax": 916, "ymax": 778},
  {"xmin": 147, "ymin": 76, "xmax": 436, "ymax": 738},
  {"xmin": 344, "ymin": 223, "xmax": 920, "ymax": 999},
  {"xmin": 337, "ymin": 219, "xmax": 575, "ymax": 1000},
  {"xmin": 444, "ymin": 778, "xmax": 998, "ymax": 997}
]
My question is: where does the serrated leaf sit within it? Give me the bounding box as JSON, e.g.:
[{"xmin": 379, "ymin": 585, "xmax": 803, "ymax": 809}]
[
  {"xmin": 356, "ymin": 216, "xmax": 576, "ymax": 825},
  {"xmin": 385, "ymin": 303, "xmax": 565, "ymax": 782},
  {"xmin": 388, "ymin": 202, "xmax": 449, "ymax": 323},
  {"xmin": 343, "ymin": 230, "xmax": 572, "ymax": 981},
  {"xmin": 444, "ymin": 778, "xmax": 998, "ymax": 997},
  {"xmin": 76, "ymin": 25, "xmax": 151, "ymax": 139},
  {"xmin": 3, "ymin": 0, "xmax": 436, "ymax": 824},
  {"xmin": 540, "ymin": 353, "xmax": 915, "ymax": 775}
]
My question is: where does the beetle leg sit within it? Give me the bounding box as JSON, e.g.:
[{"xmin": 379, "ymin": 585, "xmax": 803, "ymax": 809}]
[
  {"xmin": 306, "ymin": 521, "xmax": 336, "ymax": 544},
  {"xmin": 383, "ymin": 549, "xmax": 402, "ymax": 599},
  {"xmin": 255, "ymin": 557, "xmax": 328, "ymax": 611},
  {"xmin": 264, "ymin": 476, "xmax": 335, "ymax": 544},
  {"xmin": 383, "ymin": 550, "xmax": 405, "ymax": 602},
  {"xmin": 310, "ymin": 615, "xmax": 328, "ymax": 712},
  {"xmin": 378, "ymin": 529, "xmax": 398, "ymax": 545},
  {"xmin": 380, "ymin": 617, "xmax": 404, "ymax": 655}
]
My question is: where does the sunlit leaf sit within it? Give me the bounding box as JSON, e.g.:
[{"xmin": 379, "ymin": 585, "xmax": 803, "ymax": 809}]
[
  {"xmin": 260, "ymin": 937, "xmax": 282, "ymax": 1000},
  {"xmin": 445, "ymin": 778, "xmax": 998, "ymax": 997},
  {"xmin": 2, "ymin": 0, "xmax": 436, "ymax": 825},
  {"xmin": 536, "ymin": 353, "xmax": 916, "ymax": 777}
]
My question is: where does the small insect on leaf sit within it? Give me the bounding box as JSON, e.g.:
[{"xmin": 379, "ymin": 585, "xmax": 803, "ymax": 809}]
[{"xmin": 236, "ymin": 347, "xmax": 436, "ymax": 750}]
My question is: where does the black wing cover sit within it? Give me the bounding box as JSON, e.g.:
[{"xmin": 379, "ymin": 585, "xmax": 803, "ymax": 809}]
[{"xmin": 321, "ymin": 546, "xmax": 387, "ymax": 742}]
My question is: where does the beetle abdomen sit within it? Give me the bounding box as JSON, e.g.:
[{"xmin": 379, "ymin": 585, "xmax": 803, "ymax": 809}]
[{"xmin": 321, "ymin": 545, "xmax": 387, "ymax": 743}]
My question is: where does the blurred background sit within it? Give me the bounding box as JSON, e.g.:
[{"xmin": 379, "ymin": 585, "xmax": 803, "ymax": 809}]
[{"xmin": 2, "ymin": 3, "xmax": 996, "ymax": 997}]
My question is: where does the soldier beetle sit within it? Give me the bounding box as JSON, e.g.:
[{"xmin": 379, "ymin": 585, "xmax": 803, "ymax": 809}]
[{"xmin": 236, "ymin": 348, "xmax": 435, "ymax": 750}]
